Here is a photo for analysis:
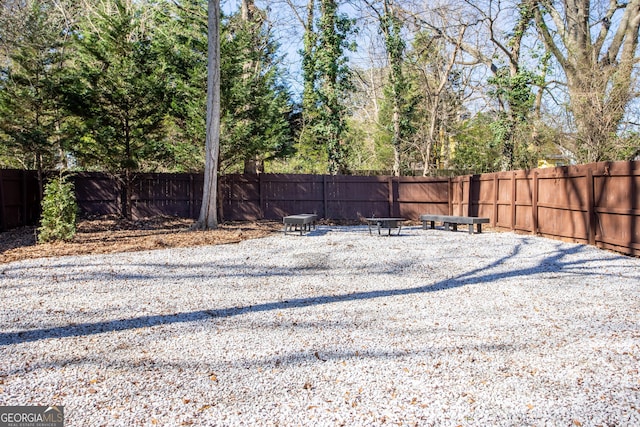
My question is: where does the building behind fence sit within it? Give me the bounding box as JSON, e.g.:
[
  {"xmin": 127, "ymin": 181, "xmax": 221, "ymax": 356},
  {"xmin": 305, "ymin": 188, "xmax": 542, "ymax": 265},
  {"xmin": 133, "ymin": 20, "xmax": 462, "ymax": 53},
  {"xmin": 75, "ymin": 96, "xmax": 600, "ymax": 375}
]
[{"xmin": 1, "ymin": 160, "xmax": 638, "ymax": 256}]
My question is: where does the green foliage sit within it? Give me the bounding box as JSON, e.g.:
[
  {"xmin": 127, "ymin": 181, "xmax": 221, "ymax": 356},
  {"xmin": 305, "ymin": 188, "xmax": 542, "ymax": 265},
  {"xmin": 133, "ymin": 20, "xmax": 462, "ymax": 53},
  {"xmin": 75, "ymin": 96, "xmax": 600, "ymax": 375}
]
[
  {"xmin": 487, "ymin": 67, "xmax": 539, "ymax": 170},
  {"xmin": 151, "ymin": 0, "xmax": 209, "ymax": 172},
  {"xmin": 487, "ymin": 68, "xmax": 537, "ymax": 121},
  {"xmin": 451, "ymin": 114, "xmax": 502, "ymax": 174},
  {"xmin": 299, "ymin": 0, "xmax": 356, "ymax": 175},
  {"xmin": 218, "ymin": 8, "xmax": 294, "ymax": 173},
  {"xmin": 38, "ymin": 175, "xmax": 77, "ymax": 243},
  {"xmin": 344, "ymin": 118, "xmax": 393, "ymax": 174},
  {"xmin": 0, "ymin": 0, "xmax": 71, "ymax": 172},
  {"xmin": 64, "ymin": 0, "xmax": 173, "ymax": 174}
]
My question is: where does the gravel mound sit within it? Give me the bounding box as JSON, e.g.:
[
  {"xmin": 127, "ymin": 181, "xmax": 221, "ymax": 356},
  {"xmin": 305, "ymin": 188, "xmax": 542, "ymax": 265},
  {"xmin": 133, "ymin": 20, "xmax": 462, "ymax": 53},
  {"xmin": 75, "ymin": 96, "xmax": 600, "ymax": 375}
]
[{"xmin": 1, "ymin": 226, "xmax": 639, "ymax": 426}]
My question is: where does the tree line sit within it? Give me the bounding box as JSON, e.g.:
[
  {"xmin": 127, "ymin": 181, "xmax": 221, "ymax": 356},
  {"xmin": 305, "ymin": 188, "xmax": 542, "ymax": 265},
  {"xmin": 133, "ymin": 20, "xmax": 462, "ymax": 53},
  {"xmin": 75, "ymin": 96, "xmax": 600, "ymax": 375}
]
[{"xmin": 2, "ymin": 0, "xmax": 639, "ymax": 188}]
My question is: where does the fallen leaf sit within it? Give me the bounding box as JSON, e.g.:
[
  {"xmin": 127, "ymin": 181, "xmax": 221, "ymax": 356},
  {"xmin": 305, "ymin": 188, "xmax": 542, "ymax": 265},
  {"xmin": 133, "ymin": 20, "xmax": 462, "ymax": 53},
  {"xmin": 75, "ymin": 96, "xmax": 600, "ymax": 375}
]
[{"xmin": 573, "ymin": 421, "xmax": 582, "ymax": 426}]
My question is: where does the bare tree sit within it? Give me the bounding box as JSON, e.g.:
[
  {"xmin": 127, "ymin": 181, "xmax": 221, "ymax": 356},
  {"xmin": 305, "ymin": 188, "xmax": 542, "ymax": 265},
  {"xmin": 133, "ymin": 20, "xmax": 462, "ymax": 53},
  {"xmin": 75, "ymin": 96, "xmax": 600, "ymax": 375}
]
[
  {"xmin": 408, "ymin": 27, "xmax": 466, "ymax": 176},
  {"xmin": 533, "ymin": 0, "xmax": 640, "ymax": 163}
]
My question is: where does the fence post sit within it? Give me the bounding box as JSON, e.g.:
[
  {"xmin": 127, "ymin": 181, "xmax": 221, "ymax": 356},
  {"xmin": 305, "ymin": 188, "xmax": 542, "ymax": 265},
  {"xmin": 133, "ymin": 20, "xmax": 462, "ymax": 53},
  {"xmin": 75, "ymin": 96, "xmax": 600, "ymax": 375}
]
[
  {"xmin": 0, "ymin": 169, "xmax": 5, "ymax": 231},
  {"xmin": 259, "ymin": 174, "xmax": 266, "ymax": 219},
  {"xmin": 189, "ymin": 174, "xmax": 194, "ymax": 219},
  {"xmin": 511, "ymin": 172, "xmax": 517, "ymax": 231},
  {"xmin": 532, "ymin": 171, "xmax": 539, "ymax": 235},
  {"xmin": 387, "ymin": 177, "xmax": 393, "ymax": 217},
  {"xmin": 447, "ymin": 177, "xmax": 453, "ymax": 215},
  {"xmin": 465, "ymin": 175, "xmax": 472, "ymax": 217},
  {"xmin": 21, "ymin": 170, "xmax": 28, "ymax": 227},
  {"xmin": 493, "ymin": 174, "xmax": 498, "ymax": 227},
  {"xmin": 586, "ymin": 168, "xmax": 596, "ymax": 245},
  {"xmin": 323, "ymin": 175, "xmax": 328, "ymax": 219}
]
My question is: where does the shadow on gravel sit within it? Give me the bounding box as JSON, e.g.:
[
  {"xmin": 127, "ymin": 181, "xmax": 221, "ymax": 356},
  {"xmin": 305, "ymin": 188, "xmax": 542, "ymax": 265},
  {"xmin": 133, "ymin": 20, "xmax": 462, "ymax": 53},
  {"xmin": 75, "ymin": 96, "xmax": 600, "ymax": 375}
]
[{"xmin": 0, "ymin": 242, "xmax": 614, "ymax": 346}]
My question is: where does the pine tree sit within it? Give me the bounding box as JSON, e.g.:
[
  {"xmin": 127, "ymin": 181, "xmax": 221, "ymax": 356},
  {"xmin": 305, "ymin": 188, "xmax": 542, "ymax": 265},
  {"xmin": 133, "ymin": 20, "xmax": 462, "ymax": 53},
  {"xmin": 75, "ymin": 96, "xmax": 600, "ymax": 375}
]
[{"xmin": 66, "ymin": 0, "xmax": 172, "ymax": 218}]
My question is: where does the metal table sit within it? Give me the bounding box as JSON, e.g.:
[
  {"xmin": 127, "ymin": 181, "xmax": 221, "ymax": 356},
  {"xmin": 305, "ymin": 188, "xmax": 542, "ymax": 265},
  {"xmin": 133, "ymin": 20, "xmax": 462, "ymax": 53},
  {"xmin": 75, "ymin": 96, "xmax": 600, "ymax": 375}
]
[{"xmin": 365, "ymin": 217, "xmax": 406, "ymax": 236}]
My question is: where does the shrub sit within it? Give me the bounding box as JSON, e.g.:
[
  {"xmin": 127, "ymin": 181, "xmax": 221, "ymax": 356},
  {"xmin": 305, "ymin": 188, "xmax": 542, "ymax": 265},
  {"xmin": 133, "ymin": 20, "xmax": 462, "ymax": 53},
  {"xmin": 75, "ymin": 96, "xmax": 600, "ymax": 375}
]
[{"xmin": 38, "ymin": 176, "xmax": 78, "ymax": 243}]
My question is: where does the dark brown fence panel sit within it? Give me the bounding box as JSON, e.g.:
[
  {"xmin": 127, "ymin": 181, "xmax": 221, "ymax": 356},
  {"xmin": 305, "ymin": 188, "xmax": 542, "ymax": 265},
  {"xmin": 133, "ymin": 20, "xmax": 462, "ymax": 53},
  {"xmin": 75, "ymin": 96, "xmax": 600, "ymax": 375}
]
[
  {"xmin": 325, "ymin": 175, "xmax": 390, "ymax": 219},
  {"xmin": 592, "ymin": 161, "xmax": 640, "ymax": 255},
  {"xmin": 132, "ymin": 173, "xmax": 202, "ymax": 219},
  {"xmin": 450, "ymin": 177, "xmax": 463, "ymax": 216},
  {"xmin": 470, "ymin": 174, "xmax": 496, "ymax": 219},
  {"xmin": 495, "ymin": 172, "xmax": 514, "ymax": 229},
  {"xmin": 397, "ymin": 177, "xmax": 450, "ymax": 219},
  {"xmin": 260, "ymin": 174, "xmax": 324, "ymax": 219},
  {"xmin": 73, "ymin": 173, "xmax": 121, "ymax": 217},
  {"xmin": 536, "ymin": 167, "xmax": 590, "ymax": 242},
  {"xmin": 220, "ymin": 174, "xmax": 261, "ymax": 221},
  {"xmin": 512, "ymin": 171, "xmax": 534, "ymax": 232},
  {"xmin": 0, "ymin": 169, "xmax": 39, "ymax": 231}
]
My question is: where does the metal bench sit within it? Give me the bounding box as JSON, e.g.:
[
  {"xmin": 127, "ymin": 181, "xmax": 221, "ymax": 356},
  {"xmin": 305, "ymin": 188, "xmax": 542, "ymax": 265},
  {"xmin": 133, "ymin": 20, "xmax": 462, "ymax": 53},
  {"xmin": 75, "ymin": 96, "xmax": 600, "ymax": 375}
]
[
  {"xmin": 420, "ymin": 214, "xmax": 490, "ymax": 234},
  {"xmin": 283, "ymin": 214, "xmax": 318, "ymax": 235}
]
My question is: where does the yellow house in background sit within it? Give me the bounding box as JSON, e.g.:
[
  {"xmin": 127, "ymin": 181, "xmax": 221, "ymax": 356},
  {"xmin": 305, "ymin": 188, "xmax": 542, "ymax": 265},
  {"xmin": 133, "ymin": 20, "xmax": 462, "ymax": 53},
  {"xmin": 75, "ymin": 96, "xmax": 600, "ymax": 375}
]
[{"xmin": 538, "ymin": 152, "xmax": 575, "ymax": 168}]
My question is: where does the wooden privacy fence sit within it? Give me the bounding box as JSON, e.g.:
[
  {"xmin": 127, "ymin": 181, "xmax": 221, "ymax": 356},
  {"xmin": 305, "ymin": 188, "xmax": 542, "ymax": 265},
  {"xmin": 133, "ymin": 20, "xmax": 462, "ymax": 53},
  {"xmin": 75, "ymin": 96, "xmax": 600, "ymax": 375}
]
[
  {"xmin": 221, "ymin": 174, "xmax": 450, "ymax": 221},
  {"xmin": 1, "ymin": 160, "xmax": 638, "ymax": 255},
  {"xmin": 451, "ymin": 161, "xmax": 640, "ymax": 256}
]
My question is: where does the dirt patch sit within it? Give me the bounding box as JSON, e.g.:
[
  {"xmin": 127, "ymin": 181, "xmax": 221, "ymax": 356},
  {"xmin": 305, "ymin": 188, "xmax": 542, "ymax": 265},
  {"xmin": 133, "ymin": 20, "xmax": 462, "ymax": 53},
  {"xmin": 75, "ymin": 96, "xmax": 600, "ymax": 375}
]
[{"xmin": 0, "ymin": 216, "xmax": 282, "ymax": 264}]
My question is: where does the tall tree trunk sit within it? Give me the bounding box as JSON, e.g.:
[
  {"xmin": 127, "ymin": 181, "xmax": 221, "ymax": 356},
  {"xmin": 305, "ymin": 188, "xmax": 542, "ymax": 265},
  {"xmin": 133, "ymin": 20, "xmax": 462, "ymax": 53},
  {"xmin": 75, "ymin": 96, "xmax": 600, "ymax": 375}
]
[
  {"xmin": 385, "ymin": 1, "xmax": 404, "ymax": 177},
  {"xmin": 197, "ymin": 0, "xmax": 221, "ymax": 229},
  {"xmin": 241, "ymin": 0, "xmax": 261, "ymax": 174}
]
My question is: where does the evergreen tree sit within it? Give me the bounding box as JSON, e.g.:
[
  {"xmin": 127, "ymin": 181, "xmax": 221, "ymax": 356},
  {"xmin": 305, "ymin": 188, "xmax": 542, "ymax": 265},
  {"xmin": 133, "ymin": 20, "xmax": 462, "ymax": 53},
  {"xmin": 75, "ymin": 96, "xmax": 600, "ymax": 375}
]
[
  {"xmin": 219, "ymin": 3, "xmax": 294, "ymax": 173},
  {"xmin": 153, "ymin": 0, "xmax": 208, "ymax": 172},
  {"xmin": 0, "ymin": 0, "xmax": 73, "ymax": 193},
  {"xmin": 65, "ymin": 0, "xmax": 173, "ymax": 218}
]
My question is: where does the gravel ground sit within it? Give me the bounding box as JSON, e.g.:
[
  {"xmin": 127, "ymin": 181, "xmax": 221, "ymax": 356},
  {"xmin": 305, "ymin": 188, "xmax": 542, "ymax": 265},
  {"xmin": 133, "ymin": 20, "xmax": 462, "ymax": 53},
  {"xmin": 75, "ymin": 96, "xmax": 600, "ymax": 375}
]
[{"xmin": 1, "ymin": 225, "xmax": 639, "ymax": 426}]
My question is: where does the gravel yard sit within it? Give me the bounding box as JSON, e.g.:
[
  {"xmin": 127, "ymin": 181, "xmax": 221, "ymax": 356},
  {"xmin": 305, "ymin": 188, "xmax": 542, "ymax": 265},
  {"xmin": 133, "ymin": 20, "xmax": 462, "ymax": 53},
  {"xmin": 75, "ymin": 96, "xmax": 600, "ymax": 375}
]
[{"xmin": 1, "ymin": 225, "xmax": 639, "ymax": 426}]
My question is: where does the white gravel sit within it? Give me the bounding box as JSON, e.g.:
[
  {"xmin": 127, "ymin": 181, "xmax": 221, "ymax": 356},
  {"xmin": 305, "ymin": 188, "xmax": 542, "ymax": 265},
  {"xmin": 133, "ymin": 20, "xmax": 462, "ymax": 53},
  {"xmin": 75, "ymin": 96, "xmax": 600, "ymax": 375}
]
[{"xmin": 1, "ymin": 225, "xmax": 639, "ymax": 426}]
